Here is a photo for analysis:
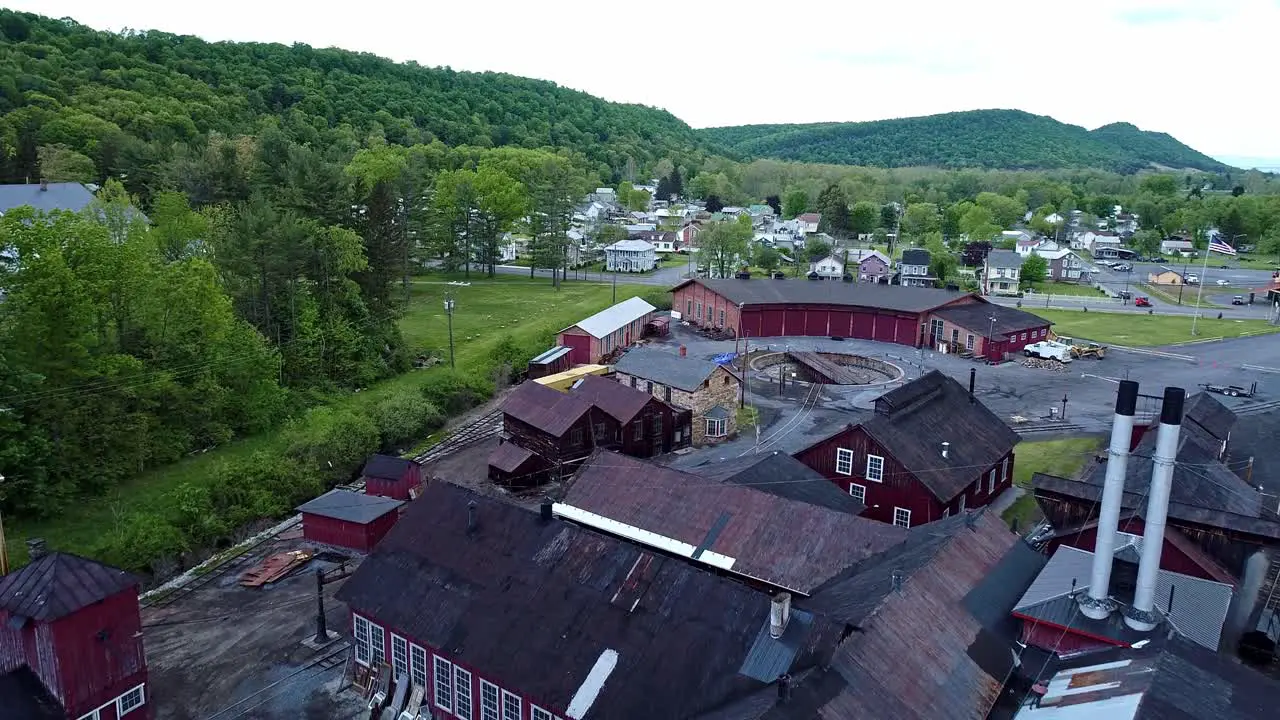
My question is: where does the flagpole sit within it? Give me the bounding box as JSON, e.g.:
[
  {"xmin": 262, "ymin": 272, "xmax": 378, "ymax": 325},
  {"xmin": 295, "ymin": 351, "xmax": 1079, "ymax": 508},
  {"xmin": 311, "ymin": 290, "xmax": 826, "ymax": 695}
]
[{"xmin": 1190, "ymin": 241, "xmax": 1213, "ymax": 336}]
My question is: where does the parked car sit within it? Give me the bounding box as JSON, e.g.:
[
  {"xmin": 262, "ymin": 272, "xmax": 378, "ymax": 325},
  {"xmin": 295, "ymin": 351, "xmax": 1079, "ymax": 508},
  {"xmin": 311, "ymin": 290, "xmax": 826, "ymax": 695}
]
[
  {"xmin": 1186, "ymin": 274, "xmax": 1199, "ymax": 284},
  {"xmin": 1232, "ymin": 295, "xmax": 1245, "ymax": 305},
  {"xmin": 1113, "ymin": 263, "xmax": 1132, "ymax": 272},
  {"xmin": 1216, "ymin": 279, "xmax": 1230, "ymax": 286},
  {"xmin": 1219, "ymin": 264, "xmax": 1230, "ymax": 269},
  {"xmin": 1117, "ymin": 290, "xmax": 1132, "ymax": 300},
  {"xmin": 1135, "ymin": 296, "xmax": 1152, "ymax": 307}
]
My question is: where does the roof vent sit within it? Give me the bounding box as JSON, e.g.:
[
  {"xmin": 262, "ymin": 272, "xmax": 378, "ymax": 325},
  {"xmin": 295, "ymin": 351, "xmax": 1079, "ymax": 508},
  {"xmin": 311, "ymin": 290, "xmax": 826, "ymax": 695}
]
[
  {"xmin": 769, "ymin": 592, "xmax": 792, "ymax": 639},
  {"xmin": 25, "ymin": 538, "xmax": 47, "ymax": 561},
  {"xmin": 540, "ymin": 499, "xmax": 554, "ymax": 523},
  {"xmin": 777, "ymin": 673, "xmax": 792, "ymax": 702},
  {"xmin": 891, "ymin": 569, "xmax": 904, "ymax": 594},
  {"xmin": 941, "ymin": 441, "xmax": 950, "ymax": 459},
  {"xmin": 466, "ymin": 501, "xmax": 478, "ymax": 535}
]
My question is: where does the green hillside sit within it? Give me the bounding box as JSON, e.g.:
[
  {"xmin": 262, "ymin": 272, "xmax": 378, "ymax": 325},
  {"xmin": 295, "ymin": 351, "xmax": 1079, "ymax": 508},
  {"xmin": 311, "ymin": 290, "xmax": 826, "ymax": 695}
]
[
  {"xmin": 701, "ymin": 110, "xmax": 1229, "ymax": 174},
  {"xmin": 0, "ymin": 10, "xmax": 706, "ymax": 187}
]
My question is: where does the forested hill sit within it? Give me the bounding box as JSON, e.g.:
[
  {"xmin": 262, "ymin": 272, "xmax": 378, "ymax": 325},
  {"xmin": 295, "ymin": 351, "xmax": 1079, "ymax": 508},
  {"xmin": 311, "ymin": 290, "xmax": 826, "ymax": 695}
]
[
  {"xmin": 0, "ymin": 10, "xmax": 706, "ymax": 185},
  {"xmin": 701, "ymin": 110, "xmax": 1230, "ymax": 174}
]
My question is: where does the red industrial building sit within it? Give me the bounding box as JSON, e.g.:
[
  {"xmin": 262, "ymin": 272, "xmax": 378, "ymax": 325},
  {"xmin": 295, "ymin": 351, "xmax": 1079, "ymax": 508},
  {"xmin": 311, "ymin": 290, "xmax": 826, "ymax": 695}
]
[
  {"xmin": 297, "ymin": 489, "xmax": 405, "ymax": 553},
  {"xmin": 556, "ymin": 296, "xmax": 657, "ymax": 364},
  {"xmin": 360, "ymin": 454, "xmax": 423, "ymax": 501},
  {"xmin": 0, "ymin": 546, "xmax": 149, "ymax": 719},
  {"xmin": 672, "ymin": 277, "xmax": 1051, "ymax": 360},
  {"xmin": 794, "ymin": 371, "xmax": 1020, "ymax": 527}
]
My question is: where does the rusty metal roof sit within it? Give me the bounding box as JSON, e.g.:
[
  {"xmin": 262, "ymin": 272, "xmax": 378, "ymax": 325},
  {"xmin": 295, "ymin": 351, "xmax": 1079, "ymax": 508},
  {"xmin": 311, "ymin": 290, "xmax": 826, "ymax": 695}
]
[
  {"xmin": 568, "ymin": 373, "xmax": 655, "ymax": 425},
  {"xmin": 562, "ymin": 451, "xmax": 906, "ymax": 593},
  {"xmin": 487, "ymin": 442, "xmax": 539, "ymax": 474},
  {"xmin": 0, "ymin": 552, "xmax": 138, "ymax": 622},
  {"xmin": 670, "ymin": 277, "xmax": 974, "ymax": 313},
  {"xmin": 502, "ymin": 380, "xmax": 593, "ymax": 436},
  {"xmin": 336, "ymin": 481, "xmax": 834, "ymax": 719}
]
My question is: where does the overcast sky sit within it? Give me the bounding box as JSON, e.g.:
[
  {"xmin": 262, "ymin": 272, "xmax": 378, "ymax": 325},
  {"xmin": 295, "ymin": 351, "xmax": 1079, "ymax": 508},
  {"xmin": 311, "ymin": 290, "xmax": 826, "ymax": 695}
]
[{"xmin": 11, "ymin": 0, "xmax": 1280, "ymax": 163}]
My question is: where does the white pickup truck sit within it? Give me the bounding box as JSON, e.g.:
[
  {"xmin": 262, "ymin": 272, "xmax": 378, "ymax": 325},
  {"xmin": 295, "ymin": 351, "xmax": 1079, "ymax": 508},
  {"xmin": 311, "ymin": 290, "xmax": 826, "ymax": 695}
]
[{"xmin": 1024, "ymin": 340, "xmax": 1073, "ymax": 363}]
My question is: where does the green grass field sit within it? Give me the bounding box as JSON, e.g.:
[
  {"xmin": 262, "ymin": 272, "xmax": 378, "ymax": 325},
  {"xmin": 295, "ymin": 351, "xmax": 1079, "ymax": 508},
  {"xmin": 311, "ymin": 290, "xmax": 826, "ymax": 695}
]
[
  {"xmin": 1137, "ymin": 283, "xmax": 1223, "ymax": 309},
  {"xmin": 1001, "ymin": 437, "xmax": 1103, "ymax": 530},
  {"xmin": 1036, "ymin": 309, "xmax": 1280, "ymax": 347},
  {"xmin": 7, "ymin": 275, "xmax": 655, "ymax": 565},
  {"xmin": 1028, "ymin": 281, "xmax": 1106, "ymax": 297}
]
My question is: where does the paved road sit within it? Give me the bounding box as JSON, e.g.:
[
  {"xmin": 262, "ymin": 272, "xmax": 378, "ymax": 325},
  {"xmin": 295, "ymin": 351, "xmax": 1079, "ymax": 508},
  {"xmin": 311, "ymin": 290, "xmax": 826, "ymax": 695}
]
[{"xmin": 655, "ymin": 322, "xmax": 1280, "ymax": 469}]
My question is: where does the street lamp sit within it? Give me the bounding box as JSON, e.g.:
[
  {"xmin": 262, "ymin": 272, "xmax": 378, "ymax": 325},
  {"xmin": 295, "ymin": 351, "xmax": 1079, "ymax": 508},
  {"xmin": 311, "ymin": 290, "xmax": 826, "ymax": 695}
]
[
  {"xmin": 987, "ymin": 315, "xmax": 997, "ymax": 359},
  {"xmin": 444, "ymin": 293, "xmax": 456, "ymax": 368}
]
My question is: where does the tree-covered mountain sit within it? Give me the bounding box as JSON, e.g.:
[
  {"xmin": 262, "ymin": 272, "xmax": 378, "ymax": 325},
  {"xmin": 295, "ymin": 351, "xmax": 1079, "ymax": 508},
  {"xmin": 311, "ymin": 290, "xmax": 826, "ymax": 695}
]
[
  {"xmin": 701, "ymin": 110, "xmax": 1230, "ymax": 174},
  {"xmin": 0, "ymin": 10, "xmax": 707, "ymax": 189}
]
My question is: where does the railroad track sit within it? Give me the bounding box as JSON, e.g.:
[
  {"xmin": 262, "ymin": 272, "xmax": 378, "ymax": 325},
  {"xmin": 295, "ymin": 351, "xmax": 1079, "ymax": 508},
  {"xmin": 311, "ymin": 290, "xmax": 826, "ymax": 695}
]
[
  {"xmin": 1012, "ymin": 422, "xmax": 1087, "ymax": 435},
  {"xmin": 1236, "ymin": 399, "xmax": 1280, "ymax": 416},
  {"xmin": 142, "ymin": 517, "xmax": 302, "ymax": 609},
  {"xmin": 413, "ymin": 409, "xmax": 504, "ymax": 465}
]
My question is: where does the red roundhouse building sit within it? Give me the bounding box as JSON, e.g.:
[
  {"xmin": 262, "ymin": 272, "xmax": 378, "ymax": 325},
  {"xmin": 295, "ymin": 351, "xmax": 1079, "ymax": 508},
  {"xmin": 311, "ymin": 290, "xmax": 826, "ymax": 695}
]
[
  {"xmin": 794, "ymin": 371, "xmax": 1020, "ymax": 527},
  {"xmin": 0, "ymin": 547, "xmax": 149, "ymax": 720},
  {"xmin": 297, "ymin": 489, "xmax": 405, "ymax": 553}
]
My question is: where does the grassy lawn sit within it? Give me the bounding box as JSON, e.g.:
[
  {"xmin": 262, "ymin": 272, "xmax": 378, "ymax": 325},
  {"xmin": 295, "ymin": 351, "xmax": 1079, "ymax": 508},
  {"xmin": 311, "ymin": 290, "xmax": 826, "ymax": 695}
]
[
  {"xmin": 7, "ymin": 275, "xmax": 655, "ymax": 565},
  {"xmin": 1001, "ymin": 437, "xmax": 1103, "ymax": 530},
  {"xmin": 1028, "ymin": 281, "xmax": 1106, "ymax": 297},
  {"xmin": 1233, "ymin": 255, "xmax": 1280, "ymax": 270},
  {"xmin": 1138, "ymin": 283, "xmax": 1223, "ymax": 309},
  {"xmin": 1034, "ymin": 309, "xmax": 1280, "ymax": 346}
]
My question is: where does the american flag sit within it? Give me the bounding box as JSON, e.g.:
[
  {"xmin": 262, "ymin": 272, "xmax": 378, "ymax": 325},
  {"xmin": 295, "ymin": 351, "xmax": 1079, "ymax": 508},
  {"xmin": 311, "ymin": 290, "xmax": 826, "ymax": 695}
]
[{"xmin": 1207, "ymin": 239, "xmax": 1238, "ymax": 256}]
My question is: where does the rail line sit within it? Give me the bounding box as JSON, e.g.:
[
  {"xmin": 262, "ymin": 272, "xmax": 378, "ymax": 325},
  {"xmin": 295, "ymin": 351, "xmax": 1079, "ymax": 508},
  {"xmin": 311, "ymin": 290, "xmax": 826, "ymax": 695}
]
[
  {"xmin": 142, "ymin": 516, "xmax": 302, "ymax": 609},
  {"xmin": 413, "ymin": 409, "xmax": 504, "ymax": 465}
]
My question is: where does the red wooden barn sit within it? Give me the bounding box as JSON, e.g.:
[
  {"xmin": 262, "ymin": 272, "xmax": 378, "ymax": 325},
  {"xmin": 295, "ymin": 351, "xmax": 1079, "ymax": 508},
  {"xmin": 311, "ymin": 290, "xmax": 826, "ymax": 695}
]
[
  {"xmin": 556, "ymin": 296, "xmax": 656, "ymax": 365},
  {"xmin": 0, "ymin": 547, "xmax": 149, "ymax": 720},
  {"xmin": 361, "ymin": 454, "xmax": 423, "ymax": 500},
  {"xmin": 794, "ymin": 370, "xmax": 1019, "ymax": 528},
  {"xmin": 298, "ymin": 489, "xmax": 405, "ymax": 553}
]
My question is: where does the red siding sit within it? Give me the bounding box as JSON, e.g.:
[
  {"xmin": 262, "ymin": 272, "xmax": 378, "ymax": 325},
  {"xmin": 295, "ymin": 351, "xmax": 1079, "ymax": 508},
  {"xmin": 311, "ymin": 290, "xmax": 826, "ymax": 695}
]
[
  {"xmin": 784, "ymin": 309, "xmax": 805, "ymax": 335},
  {"xmin": 365, "ymin": 465, "xmax": 422, "ymax": 501},
  {"xmin": 303, "ymin": 511, "xmax": 399, "ymax": 552},
  {"xmin": 828, "ymin": 310, "xmax": 853, "ymax": 338},
  {"xmin": 872, "ymin": 315, "xmax": 897, "ymax": 343},
  {"xmin": 739, "ymin": 308, "xmax": 763, "ymax": 338},
  {"xmin": 761, "ymin": 309, "xmax": 785, "ymax": 336},
  {"xmin": 793, "ymin": 426, "xmax": 1015, "ymax": 527},
  {"xmin": 0, "ymin": 589, "xmax": 149, "ymax": 719},
  {"xmin": 1052, "ymin": 520, "xmax": 1223, "ymax": 581},
  {"xmin": 803, "ymin": 309, "xmax": 828, "ymax": 336},
  {"xmin": 1019, "ymin": 618, "xmax": 1116, "ymax": 655},
  {"xmin": 558, "ymin": 329, "xmax": 593, "ymax": 365},
  {"xmin": 852, "ymin": 311, "xmax": 875, "ymax": 339}
]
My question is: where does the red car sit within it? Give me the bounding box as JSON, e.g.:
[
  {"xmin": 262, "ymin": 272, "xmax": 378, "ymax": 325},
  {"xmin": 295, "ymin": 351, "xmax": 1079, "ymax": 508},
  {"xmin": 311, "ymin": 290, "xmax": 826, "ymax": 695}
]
[{"xmin": 1134, "ymin": 297, "xmax": 1152, "ymax": 307}]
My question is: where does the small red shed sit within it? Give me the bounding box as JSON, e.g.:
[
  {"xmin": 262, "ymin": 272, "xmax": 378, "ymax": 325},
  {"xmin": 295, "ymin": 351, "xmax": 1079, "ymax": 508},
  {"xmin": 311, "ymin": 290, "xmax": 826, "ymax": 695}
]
[
  {"xmin": 360, "ymin": 454, "xmax": 423, "ymax": 500},
  {"xmin": 526, "ymin": 345, "xmax": 573, "ymax": 379},
  {"xmin": 298, "ymin": 489, "xmax": 405, "ymax": 553},
  {"xmin": 0, "ymin": 548, "xmax": 149, "ymax": 720}
]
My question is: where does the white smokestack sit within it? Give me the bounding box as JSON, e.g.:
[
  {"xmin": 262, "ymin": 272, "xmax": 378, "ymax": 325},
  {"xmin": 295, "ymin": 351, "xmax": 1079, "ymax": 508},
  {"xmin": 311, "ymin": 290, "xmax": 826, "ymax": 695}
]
[
  {"xmin": 769, "ymin": 592, "xmax": 792, "ymax": 639},
  {"xmin": 1124, "ymin": 386, "xmax": 1185, "ymax": 632},
  {"xmin": 941, "ymin": 441, "xmax": 950, "ymax": 459},
  {"xmin": 1079, "ymin": 380, "xmax": 1139, "ymax": 620}
]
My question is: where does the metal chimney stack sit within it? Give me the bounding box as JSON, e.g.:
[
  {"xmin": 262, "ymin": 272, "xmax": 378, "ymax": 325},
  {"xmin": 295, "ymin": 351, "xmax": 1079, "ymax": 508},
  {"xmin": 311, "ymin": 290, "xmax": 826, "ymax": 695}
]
[
  {"xmin": 1078, "ymin": 380, "xmax": 1139, "ymax": 620},
  {"xmin": 769, "ymin": 592, "xmax": 792, "ymax": 639},
  {"xmin": 1124, "ymin": 386, "xmax": 1185, "ymax": 632}
]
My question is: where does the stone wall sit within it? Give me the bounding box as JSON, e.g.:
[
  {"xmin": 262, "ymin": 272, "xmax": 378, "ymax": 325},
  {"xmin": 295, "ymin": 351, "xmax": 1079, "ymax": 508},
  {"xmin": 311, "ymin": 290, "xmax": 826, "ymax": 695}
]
[{"xmin": 614, "ymin": 367, "xmax": 738, "ymax": 445}]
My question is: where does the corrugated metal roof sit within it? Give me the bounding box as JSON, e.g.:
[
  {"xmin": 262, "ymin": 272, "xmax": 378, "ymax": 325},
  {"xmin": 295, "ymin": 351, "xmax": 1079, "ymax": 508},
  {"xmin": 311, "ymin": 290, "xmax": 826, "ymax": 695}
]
[
  {"xmin": 362, "ymin": 454, "xmax": 415, "ymax": 481},
  {"xmin": 670, "ymin": 278, "xmax": 971, "ymax": 313},
  {"xmin": 530, "ymin": 346, "xmax": 572, "ymax": 365},
  {"xmin": 296, "ymin": 489, "xmax": 403, "ymax": 523},
  {"xmin": 567, "ymin": 374, "xmax": 655, "ymax": 424},
  {"xmin": 1013, "ymin": 545, "xmax": 1233, "ymax": 651},
  {"xmin": 738, "ymin": 609, "xmax": 815, "ymax": 682},
  {"xmin": 502, "ymin": 380, "xmax": 593, "ymax": 436},
  {"xmin": 932, "ymin": 302, "xmax": 1052, "ymax": 339},
  {"xmin": 685, "ymin": 451, "xmax": 865, "ymax": 515},
  {"xmin": 336, "ymin": 482, "xmax": 833, "ymax": 719},
  {"xmin": 613, "ymin": 347, "xmax": 721, "ymax": 392},
  {"xmin": 0, "ymin": 552, "xmax": 139, "ymax": 622},
  {"xmin": 563, "ymin": 451, "xmax": 906, "ymax": 593},
  {"xmin": 488, "ymin": 442, "xmax": 538, "ymax": 473},
  {"xmin": 564, "ymin": 297, "xmax": 656, "ymax": 339}
]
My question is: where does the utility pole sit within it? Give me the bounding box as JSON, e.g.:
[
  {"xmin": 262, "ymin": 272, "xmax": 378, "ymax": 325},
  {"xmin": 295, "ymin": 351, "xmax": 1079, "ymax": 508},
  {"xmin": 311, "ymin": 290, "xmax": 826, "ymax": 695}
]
[
  {"xmin": 314, "ymin": 568, "xmax": 328, "ymax": 644},
  {"xmin": 1190, "ymin": 247, "xmax": 1212, "ymax": 337},
  {"xmin": 0, "ymin": 473, "xmax": 7, "ymax": 576},
  {"xmin": 612, "ymin": 262, "xmax": 617, "ymax": 304},
  {"xmin": 740, "ymin": 329, "xmax": 748, "ymax": 409},
  {"xmin": 444, "ymin": 292, "xmax": 456, "ymax": 368}
]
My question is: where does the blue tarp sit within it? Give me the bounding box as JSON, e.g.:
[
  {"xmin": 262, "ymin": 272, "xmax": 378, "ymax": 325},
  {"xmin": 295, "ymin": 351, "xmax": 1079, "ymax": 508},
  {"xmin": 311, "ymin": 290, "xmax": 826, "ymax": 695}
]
[{"xmin": 711, "ymin": 352, "xmax": 738, "ymax": 365}]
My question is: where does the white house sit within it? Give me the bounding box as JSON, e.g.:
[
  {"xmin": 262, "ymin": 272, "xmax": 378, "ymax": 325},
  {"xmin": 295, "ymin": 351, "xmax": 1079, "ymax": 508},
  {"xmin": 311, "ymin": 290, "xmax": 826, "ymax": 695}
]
[
  {"xmin": 1043, "ymin": 212, "xmax": 1064, "ymax": 226},
  {"xmin": 797, "ymin": 213, "xmax": 821, "ymax": 234},
  {"xmin": 983, "ymin": 249, "xmax": 1023, "ymax": 296},
  {"xmin": 605, "ymin": 239, "xmax": 657, "ymax": 272},
  {"xmin": 1015, "ymin": 238, "xmax": 1061, "ymax": 258},
  {"xmin": 1002, "ymin": 229, "xmax": 1035, "ymax": 244},
  {"xmin": 1072, "ymin": 230, "xmax": 1122, "ymax": 253},
  {"xmin": 809, "ymin": 254, "xmax": 845, "ymax": 279},
  {"xmin": 1160, "ymin": 238, "xmax": 1195, "ymax": 256},
  {"xmin": 591, "ymin": 187, "xmax": 617, "ymax": 204}
]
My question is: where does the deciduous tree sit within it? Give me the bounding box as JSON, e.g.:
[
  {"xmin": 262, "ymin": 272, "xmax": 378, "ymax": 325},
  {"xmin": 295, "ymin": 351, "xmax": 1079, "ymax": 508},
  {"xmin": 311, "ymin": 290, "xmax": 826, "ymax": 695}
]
[{"xmin": 1021, "ymin": 254, "xmax": 1048, "ymax": 288}]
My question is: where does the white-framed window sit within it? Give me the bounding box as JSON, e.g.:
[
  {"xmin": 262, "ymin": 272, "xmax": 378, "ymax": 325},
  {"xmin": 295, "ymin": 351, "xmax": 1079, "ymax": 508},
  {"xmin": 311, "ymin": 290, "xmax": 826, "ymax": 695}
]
[
  {"xmin": 966, "ymin": 334, "xmax": 974, "ymax": 351},
  {"xmin": 706, "ymin": 417, "xmax": 727, "ymax": 437},
  {"xmin": 481, "ymin": 680, "xmax": 501, "ymax": 720},
  {"xmin": 848, "ymin": 483, "xmax": 865, "ymax": 503},
  {"xmin": 1001, "ymin": 457, "xmax": 1010, "ymax": 482},
  {"xmin": 988, "ymin": 468, "xmax": 998, "ymax": 494},
  {"xmin": 455, "ymin": 666, "xmax": 474, "ymax": 720},
  {"xmin": 532, "ymin": 706, "xmax": 555, "ymax": 720},
  {"xmin": 434, "ymin": 655, "xmax": 454, "ymax": 711},
  {"xmin": 391, "ymin": 634, "xmax": 409, "ymax": 679},
  {"xmin": 117, "ymin": 685, "xmax": 145, "ymax": 716},
  {"xmin": 866, "ymin": 454, "xmax": 884, "ymax": 482},
  {"xmin": 370, "ymin": 621, "xmax": 385, "ymax": 666},
  {"xmin": 957, "ymin": 494, "xmax": 966, "ymax": 512},
  {"xmin": 943, "ymin": 507, "xmax": 950, "ymax": 518},
  {"xmin": 78, "ymin": 713, "xmax": 99, "ymax": 720},
  {"xmin": 893, "ymin": 507, "xmax": 911, "ymax": 528},
  {"xmin": 835, "ymin": 448, "xmax": 854, "ymax": 476},
  {"xmin": 410, "ymin": 644, "xmax": 428, "ymax": 688},
  {"xmin": 502, "ymin": 690, "xmax": 522, "ymax": 720},
  {"xmin": 719, "ymin": 309, "xmax": 726, "ymax": 327},
  {"xmin": 353, "ymin": 615, "xmax": 372, "ymax": 666}
]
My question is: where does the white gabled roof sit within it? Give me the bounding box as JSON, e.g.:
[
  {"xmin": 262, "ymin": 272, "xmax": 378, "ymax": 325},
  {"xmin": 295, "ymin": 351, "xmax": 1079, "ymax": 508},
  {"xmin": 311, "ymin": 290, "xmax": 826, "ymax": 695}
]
[
  {"xmin": 606, "ymin": 239, "xmax": 655, "ymax": 252},
  {"xmin": 565, "ymin": 296, "xmax": 657, "ymax": 338}
]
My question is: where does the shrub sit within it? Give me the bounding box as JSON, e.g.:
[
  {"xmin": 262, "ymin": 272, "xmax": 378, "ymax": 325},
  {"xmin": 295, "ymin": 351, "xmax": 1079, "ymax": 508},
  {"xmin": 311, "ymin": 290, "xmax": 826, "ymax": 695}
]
[
  {"xmin": 639, "ymin": 287, "xmax": 673, "ymax": 310},
  {"xmin": 369, "ymin": 391, "xmax": 445, "ymax": 450},
  {"xmin": 284, "ymin": 407, "xmax": 380, "ymax": 483},
  {"xmin": 420, "ymin": 370, "xmax": 494, "ymax": 416},
  {"xmin": 98, "ymin": 512, "xmax": 188, "ymax": 573}
]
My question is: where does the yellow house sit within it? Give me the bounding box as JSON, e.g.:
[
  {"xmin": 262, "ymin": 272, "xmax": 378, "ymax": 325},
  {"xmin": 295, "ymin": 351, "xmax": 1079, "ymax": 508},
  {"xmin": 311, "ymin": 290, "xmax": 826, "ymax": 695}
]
[{"xmin": 1147, "ymin": 269, "xmax": 1184, "ymax": 285}]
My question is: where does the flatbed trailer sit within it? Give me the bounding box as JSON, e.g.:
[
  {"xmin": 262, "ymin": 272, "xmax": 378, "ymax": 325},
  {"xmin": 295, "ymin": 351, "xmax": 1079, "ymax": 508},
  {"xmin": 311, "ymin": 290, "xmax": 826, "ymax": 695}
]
[{"xmin": 1199, "ymin": 381, "xmax": 1257, "ymax": 398}]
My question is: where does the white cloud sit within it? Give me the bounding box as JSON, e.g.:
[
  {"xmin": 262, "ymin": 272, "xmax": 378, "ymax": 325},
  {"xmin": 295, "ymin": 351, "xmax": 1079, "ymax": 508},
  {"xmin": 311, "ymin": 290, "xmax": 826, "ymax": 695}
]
[{"xmin": 7, "ymin": 0, "xmax": 1279, "ymax": 159}]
